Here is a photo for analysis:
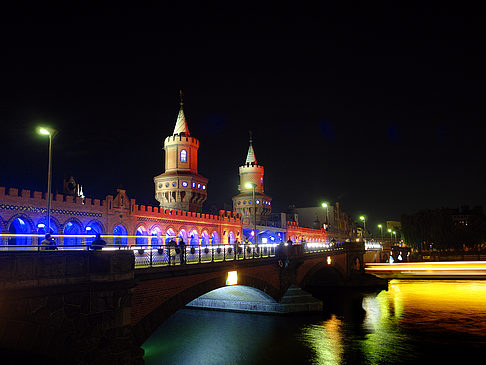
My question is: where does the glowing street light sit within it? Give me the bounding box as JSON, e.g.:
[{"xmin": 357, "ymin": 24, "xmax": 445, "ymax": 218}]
[
  {"xmin": 388, "ymin": 228, "xmax": 393, "ymax": 243},
  {"xmin": 378, "ymin": 224, "xmax": 383, "ymax": 241},
  {"xmin": 393, "ymin": 231, "xmax": 397, "ymax": 243},
  {"xmin": 38, "ymin": 127, "xmax": 57, "ymax": 235},
  {"xmin": 321, "ymin": 202, "xmax": 329, "ymax": 228},
  {"xmin": 245, "ymin": 182, "xmax": 257, "ymax": 245},
  {"xmin": 360, "ymin": 216, "xmax": 366, "ymax": 238}
]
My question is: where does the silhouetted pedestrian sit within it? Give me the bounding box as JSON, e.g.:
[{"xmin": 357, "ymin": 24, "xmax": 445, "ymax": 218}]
[
  {"xmin": 39, "ymin": 233, "xmax": 52, "ymax": 251},
  {"xmin": 91, "ymin": 233, "xmax": 106, "ymax": 251},
  {"xmin": 179, "ymin": 238, "xmax": 186, "ymax": 264}
]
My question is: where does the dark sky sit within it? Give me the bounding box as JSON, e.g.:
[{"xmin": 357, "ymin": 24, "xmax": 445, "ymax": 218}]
[{"xmin": 1, "ymin": 3, "xmax": 485, "ymax": 231}]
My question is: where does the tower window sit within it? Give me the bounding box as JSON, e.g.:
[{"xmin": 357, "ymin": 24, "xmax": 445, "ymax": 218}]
[{"xmin": 180, "ymin": 149, "xmax": 187, "ymax": 163}]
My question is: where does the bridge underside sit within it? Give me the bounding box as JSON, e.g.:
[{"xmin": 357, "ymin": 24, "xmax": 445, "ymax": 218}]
[{"xmin": 186, "ymin": 284, "xmax": 322, "ymax": 314}]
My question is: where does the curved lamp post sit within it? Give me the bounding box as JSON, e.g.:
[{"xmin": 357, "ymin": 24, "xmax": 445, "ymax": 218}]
[{"xmin": 39, "ymin": 127, "xmax": 56, "ymax": 234}]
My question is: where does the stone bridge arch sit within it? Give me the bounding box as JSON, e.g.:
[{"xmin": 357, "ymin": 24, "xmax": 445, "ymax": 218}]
[
  {"xmin": 298, "ymin": 260, "xmax": 346, "ymax": 289},
  {"xmin": 131, "ymin": 270, "xmax": 280, "ymax": 345}
]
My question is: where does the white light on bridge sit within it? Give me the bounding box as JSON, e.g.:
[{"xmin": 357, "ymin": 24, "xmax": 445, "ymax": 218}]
[{"xmin": 226, "ymin": 271, "xmax": 238, "ymax": 286}]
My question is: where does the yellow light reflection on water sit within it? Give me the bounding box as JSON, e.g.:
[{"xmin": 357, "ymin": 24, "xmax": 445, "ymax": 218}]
[
  {"xmin": 366, "ymin": 280, "xmax": 486, "ymax": 339},
  {"xmin": 300, "ymin": 315, "xmax": 343, "ymax": 365}
]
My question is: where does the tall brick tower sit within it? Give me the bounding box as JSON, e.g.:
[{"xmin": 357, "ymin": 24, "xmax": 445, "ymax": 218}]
[
  {"xmin": 232, "ymin": 133, "xmax": 272, "ymax": 226},
  {"xmin": 154, "ymin": 92, "xmax": 208, "ymax": 212}
]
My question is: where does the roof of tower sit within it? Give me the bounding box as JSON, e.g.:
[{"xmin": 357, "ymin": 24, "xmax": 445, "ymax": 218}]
[
  {"xmin": 173, "ymin": 90, "xmax": 190, "ymax": 136},
  {"xmin": 245, "ymin": 132, "xmax": 257, "ymax": 164}
]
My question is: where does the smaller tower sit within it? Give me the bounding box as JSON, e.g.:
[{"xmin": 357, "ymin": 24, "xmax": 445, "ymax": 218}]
[{"xmin": 232, "ymin": 132, "xmax": 272, "ymax": 226}]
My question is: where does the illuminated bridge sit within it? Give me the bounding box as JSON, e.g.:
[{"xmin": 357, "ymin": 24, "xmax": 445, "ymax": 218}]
[{"xmin": 0, "ymin": 240, "xmax": 378, "ymax": 364}]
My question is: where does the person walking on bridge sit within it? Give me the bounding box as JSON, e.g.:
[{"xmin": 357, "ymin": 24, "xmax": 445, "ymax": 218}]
[
  {"xmin": 179, "ymin": 238, "xmax": 186, "ymax": 265},
  {"xmin": 91, "ymin": 233, "xmax": 106, "ymax": 251},
  {"xmin": 39, "ymin": 233, "xmax": 53, "ymax": 250}
]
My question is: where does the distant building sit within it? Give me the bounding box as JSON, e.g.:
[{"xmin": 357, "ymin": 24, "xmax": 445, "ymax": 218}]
[
  {"xmin": 386, "ymin": 220, "xmax": 401, "ymax": 232},
  {"xmin": 293, "ymin": 202, "xmax": 356, "ymax": 243}
]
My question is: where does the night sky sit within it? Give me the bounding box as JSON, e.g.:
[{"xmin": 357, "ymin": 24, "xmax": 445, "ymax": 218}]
[{"xmin": 1, "ymin": 3, "xmax": 484, "ymax": 231}]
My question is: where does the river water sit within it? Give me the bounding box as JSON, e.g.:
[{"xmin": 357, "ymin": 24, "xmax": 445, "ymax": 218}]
[{"xmin": 142, "ymin": 280, "xmax": 486, "ymax": 364}]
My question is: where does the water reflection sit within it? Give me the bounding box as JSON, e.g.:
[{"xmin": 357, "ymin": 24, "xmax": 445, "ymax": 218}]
[{"xmin": 143, "ymin": 281, "xmax": 486, "ymax": 364}]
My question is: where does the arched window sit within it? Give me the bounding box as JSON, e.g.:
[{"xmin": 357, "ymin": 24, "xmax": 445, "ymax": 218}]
[
  {"xmin": 178, "ymin": 229, "xmax": 187, "ymax": 244},
  {"xmin": 9, "ymin": 217, "xmax": 32, "ymax": 249},
  {"xmin": 113, "ymin": 225, "xmax": 128, "ymax": 245},
  {"xmin": 228, "ymin": 232, "xmax": 235, "ymax": 244},
  {"xmin": 211, "ymin": 232, "xmax": 219, "ymax": 245},
  {"xmin": 63, "ymin": 221, "xmax": 82, "ymax": 247},
  {"xmin": 150, "ymin": 227, "xmax": 162, "ymax": 246},
  {"xmin": 85, "ymin": 221, "xmax": 103, "ymax": 245},
  {"xmin": 180, "ymin": 149, "xmax": 187, "ymax": 163},
  {"xmin": 136, "ymin": 227, "xmax": 148, "ymax": 245},
  {"xmin": 190, "ymin": 230, "xmax": 199, "ymax": 246},
  {"xmin": 36, "ymin": 217, "xmax": 59, "ymax": 246},
  {"xmin": 201, "ymin": 231, "xmax": 209, "ymax": 246},
  {"xmin": 165, "ymin": 229, "xmax": 175, "ymax": 244}
]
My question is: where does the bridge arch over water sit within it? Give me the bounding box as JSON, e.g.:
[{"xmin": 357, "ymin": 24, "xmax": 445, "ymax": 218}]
[{"xmin": 131, "ymin": 269, "xmax": 281, "ymax": 345}]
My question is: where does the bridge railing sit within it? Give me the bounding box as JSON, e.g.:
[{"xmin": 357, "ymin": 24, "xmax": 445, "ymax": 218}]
[
  {"xmin": 302, "ymin": 241, "xmax": 344, "ymax": 254},
  {"xmin": 0, "ymin": 243, "xmax": 278, "ymax": 268},
  {"xmin": 132, "ymin": 243, "xmax": 278, "ymax": 268}
]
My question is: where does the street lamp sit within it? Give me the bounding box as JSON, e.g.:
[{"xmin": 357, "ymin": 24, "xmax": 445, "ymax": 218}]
[
  {"xmin": 359, "ymin": 216, "xmax": 366, "ymax": 238},
  {"xmin": 388, "ymin": 228, "xmax": 393, "ymax": 243},
  {"xmin": 393, "ymin": 231, "xmax": 397, "ymax": 243},
  {"xmin": 245, "ymin": 182, "xmax": 257, "ymax": 245},
  {"xmin": 321, "ymin": 202, "xmax": 329, "ymax": 228},
  {"xmin": 39, "ymin": 127, "xmax": 56, "ymax": 234},
  {"xmin": 378, "ymin": 224, "xmax": 383, "ymax": 241}
]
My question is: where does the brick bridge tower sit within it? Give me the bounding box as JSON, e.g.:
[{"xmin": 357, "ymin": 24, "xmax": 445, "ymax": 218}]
[
  {"xmin": 232, "ymin": 132, "xmax": 272, "ymax": 226},
  {"xmin": 154, "ymin": 91, "xmax": 208, "ymax": 212}
]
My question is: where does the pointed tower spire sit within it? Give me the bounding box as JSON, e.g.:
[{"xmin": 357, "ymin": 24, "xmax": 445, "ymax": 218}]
[
  {"xmin": 245, "ymin": 130, "xmax": 257, "ymax": 164},
  {"xmin": 173, "ymin": 89, "xmax": 190, "ymax": 136}
]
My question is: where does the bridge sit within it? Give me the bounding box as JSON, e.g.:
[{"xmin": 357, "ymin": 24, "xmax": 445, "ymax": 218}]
[{"xmin": 0, "ymin": 240, "xmax": 379, "ymax": 364}]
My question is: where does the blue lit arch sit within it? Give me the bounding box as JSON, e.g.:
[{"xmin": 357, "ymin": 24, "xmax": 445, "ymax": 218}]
[
  {"xmin": 178, "ymin": 229, "xmax": 187, "ymax": 244},
  {"xmin": 201, "ymin": 231, "xmax": 209, "ymax": 246},
  {"xmin": 136, "ymin": 226, "xmax": 148, "ymax": 245},
  {"xmin": 113, "ymin": 224, "xmax": 128, "ymax": 245},
  {"xmin": 189, "ymin": 229, "xmax": 199, "ymax": 246},
  {"xmin": 85, "ymin": 220, "xmax": 104, "ymax": 244},
  {"xmin": 36, "ymin": 216, "xmax": 60, "ymax": 245},
  {"xmin": 211, "ymin": 231, "xmax": 219, "ymax": 245},
  {"xmin": 63, "ymin": 219, "xmax": 83, "ymax": 247},
  {"xmin": 165, "ymin": 228, "xmax": 176, "ymax": 244},
  {"xmin": 150, "ymin": 225, "xmax": 162, "ymax": 246},
  {"xmin": 8, "ymin": 215, "xmax": 33, "ymax": 249}
]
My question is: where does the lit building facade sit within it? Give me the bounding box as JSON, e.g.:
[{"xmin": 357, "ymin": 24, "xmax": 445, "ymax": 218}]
[{"xmin": 0, "ymin": 96, "xmax": 328, "ymax": 248}]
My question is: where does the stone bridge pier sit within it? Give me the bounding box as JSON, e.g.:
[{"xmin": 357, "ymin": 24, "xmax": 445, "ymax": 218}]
[{"xmin": 0, "ymin": 251, "xmax": 142, "ymax": 365}]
